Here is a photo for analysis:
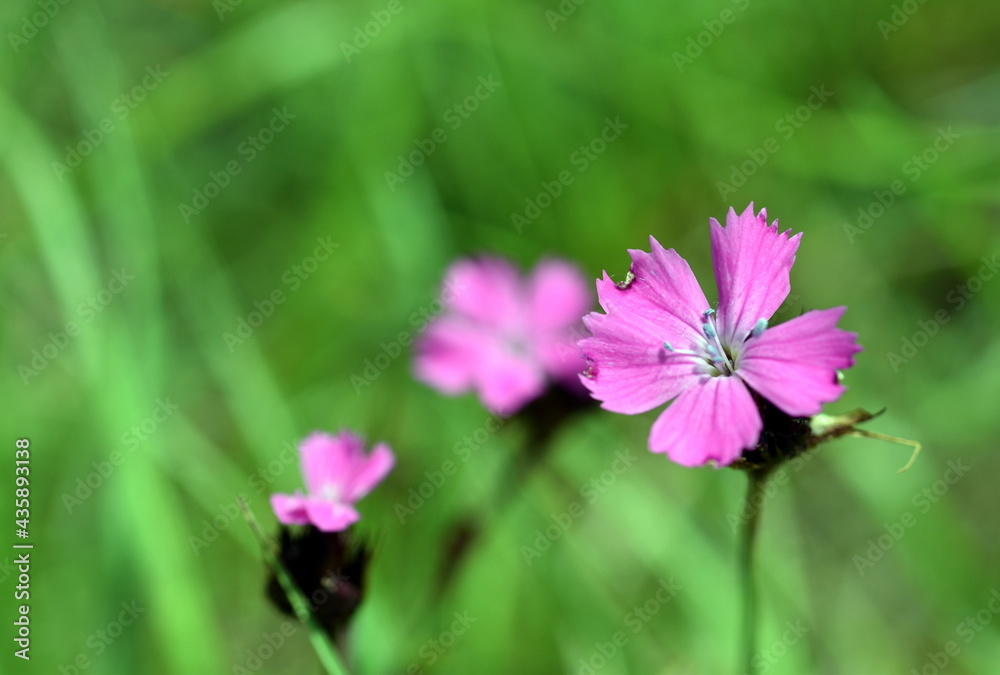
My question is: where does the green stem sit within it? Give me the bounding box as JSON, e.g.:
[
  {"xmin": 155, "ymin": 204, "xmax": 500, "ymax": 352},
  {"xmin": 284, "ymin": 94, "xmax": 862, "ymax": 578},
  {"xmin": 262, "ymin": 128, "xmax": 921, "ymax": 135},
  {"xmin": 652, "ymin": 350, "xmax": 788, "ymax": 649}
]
[
  {"xmin": 739, "ymin": 469, "xmax": 769, "ymax": 674},
  {"xmin": 238, "ymin": 499, "xmax": 352, "ymax": 675}
]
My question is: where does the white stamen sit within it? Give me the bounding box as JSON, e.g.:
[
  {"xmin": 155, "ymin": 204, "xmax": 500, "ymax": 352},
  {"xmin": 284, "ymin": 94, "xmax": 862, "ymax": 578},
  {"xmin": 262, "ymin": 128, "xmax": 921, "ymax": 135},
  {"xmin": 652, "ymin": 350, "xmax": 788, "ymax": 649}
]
[{"xmin": 663, "ymin": 342, "xmax": 701, "ymax": 357}]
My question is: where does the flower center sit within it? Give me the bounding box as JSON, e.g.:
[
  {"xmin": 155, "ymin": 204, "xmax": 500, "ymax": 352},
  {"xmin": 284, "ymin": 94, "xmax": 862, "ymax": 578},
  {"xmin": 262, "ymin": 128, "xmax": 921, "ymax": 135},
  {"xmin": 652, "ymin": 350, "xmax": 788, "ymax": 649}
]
[
  {"xmin": 320, "ymin": 483, "xmax": 341, "ymax": 503},
  {"xmin": 503, "ymin": 334, "xmax": 531, "ymax": 358},
  {"xmin": 699, "ymin": 309, "xmax": 735, "ymax": 375},
  {"xmin": 662, "ymin": 311, "xmax": 768, "ymax": 377}
]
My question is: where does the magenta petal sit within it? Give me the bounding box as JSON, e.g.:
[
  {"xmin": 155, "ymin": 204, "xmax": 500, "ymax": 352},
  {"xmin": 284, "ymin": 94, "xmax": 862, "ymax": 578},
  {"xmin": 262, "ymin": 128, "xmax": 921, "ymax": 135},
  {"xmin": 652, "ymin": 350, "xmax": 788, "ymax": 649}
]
[
  {"xmin": 711, "ymin": 204, "xmax": 802, "ymax": 345},
  {"xmin": 524, "ymin": 259, "xmax": 590, "ymax": 384},
  {"xmin": 443, "ymin": 257, "xmax": 524, "ymax": 328},
  {"xmin": 300, "ymin": 432, "xmax": 357, "ymax": 495},
  {"xmin": 534, "ymin": 335, "xmax": 588, "ymax": 384},
  {"xmin": 579, "ymin": 327, "xmax": 702, "ymax": 414},
  {"xmin": 578, "ymin": 239, "xmax": 710, "ymax": 414},
  {"xmin": 413, "ymin": 318, "xmax": 482, "ymax": 395},
  {"xmin": 415, "ymin": 315, "xmax": 543, "ymax": 412},
  {"xmin": 648, "ymin": 376, "xmax": 762, "ymax": 466},
  {"xmin": 737, "ymin": 307, "xmax": 862, "ymax": 416},
  {"xmin": 609, "ymin": 237, "xmax": 711, "ymax": 345},
  {"xmin": 476, "ymin": 340, "xmax": 546, "ymax": 413},
  {"xmin": 271, "ymin": 492, "xmax": 310, "ymax": 525},
  {"xmin": 304, "ymin": 500, "xmax": 360, "ymax": 532},
  {"xmin": 526, "ymin": 259, "xmax": 591, "ymax": 332},
  {"xmin": 345, "ymin": 443, "xmax": 395, "ymax": 502}
]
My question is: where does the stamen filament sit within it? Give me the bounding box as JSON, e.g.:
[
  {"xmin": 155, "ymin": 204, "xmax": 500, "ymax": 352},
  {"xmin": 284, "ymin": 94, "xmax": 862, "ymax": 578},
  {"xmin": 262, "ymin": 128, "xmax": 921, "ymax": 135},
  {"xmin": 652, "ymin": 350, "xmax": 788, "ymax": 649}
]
[
  {"xmin": 702, "ymin": 309, "xmax": 735, "ymax": 374},
  {"xmin": 663, "ymin": 342, "xmax": 701, "ymax": 357}
]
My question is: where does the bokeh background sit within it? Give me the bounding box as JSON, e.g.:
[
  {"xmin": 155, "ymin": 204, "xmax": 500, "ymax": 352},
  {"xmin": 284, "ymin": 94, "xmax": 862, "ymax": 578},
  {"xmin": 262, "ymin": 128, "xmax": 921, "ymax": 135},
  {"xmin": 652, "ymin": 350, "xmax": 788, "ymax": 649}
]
[{"xmin": 3, "ymin": 0, "xmax": 1000, "ymax": 673}]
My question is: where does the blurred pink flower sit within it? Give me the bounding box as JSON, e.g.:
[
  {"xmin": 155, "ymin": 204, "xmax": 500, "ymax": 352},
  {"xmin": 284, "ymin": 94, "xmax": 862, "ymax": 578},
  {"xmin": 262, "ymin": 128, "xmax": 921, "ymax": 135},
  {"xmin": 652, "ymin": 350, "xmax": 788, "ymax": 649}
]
[
  {"xmin": 579, "ymin": 204, "xmax": 862, "ymax": 467},
  {"xmin": 271, "ymin": 432, "xmax": 394, "ymax": 531},
  {"xmin": 414, "ymin": 257, "xmax": 591, "ymax": 413}
]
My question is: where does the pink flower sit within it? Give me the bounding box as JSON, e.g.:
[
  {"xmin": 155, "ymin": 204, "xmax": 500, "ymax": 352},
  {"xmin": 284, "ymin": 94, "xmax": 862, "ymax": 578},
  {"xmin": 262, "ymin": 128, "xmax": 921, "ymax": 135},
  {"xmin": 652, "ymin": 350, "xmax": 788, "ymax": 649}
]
[
  {"xmin": 414, "ymin": 257, "xmax": 591, "ymax": 413},
  {"xmin": 579, "ymin": 204, "xmax": 862, "ymax": 467},
  {"xmin": 271, "ymin": 432, "xmax": 394, "ymax": 531}
]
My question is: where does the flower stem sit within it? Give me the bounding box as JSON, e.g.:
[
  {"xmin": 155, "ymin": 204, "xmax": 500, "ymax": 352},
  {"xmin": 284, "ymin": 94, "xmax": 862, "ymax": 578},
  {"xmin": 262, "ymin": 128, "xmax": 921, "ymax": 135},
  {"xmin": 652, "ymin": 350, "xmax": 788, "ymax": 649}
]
[{"xmin": 739, "ymin": 468, "xmax": 770, "ymax": 674}]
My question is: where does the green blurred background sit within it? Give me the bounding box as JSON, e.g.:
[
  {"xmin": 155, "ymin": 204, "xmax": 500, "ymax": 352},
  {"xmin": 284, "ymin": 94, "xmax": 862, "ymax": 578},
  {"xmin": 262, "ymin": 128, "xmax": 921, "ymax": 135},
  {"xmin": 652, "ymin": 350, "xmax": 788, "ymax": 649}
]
[{"xmin": 2, "ymin": 0, "xmax": 999, "ymax": 673}]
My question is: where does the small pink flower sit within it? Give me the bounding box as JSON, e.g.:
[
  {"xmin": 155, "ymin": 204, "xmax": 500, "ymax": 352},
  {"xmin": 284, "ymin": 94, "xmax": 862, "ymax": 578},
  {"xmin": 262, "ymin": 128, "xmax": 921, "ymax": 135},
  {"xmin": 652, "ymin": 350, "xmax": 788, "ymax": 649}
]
[
  {"xmin": 271, "ymin": 432, "xmax": 394, "ymax": 532},
  {"xmin": 414, "ymin": 257, "xmax": 591, "ymax": 413},
  {"xmin": 579, "ymin": 204, "xmax": 863, "ymax": 467}
]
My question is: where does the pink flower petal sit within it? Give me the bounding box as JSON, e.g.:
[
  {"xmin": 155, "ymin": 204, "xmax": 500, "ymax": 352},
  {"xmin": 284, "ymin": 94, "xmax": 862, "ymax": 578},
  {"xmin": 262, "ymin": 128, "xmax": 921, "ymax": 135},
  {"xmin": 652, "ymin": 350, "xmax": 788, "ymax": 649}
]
[
  {"xmin": 443, "ymin": 257, "xmax": 524, "ymax": 328},
  {"xmin": 613, "ymin": 237, "xmax": 712, "ymax": 344},
  {"xmin": 578, "ymin": 239, "xmax": 711, "ymax": 414},
  {"xmin": 414, "ymin": 316, "xmax": 544, "ymax": 412},
  {"xmin": 300, "ymin": 432, "xmax": 358, "ymax": 495},
  {"xmin": 304, "ymin": 500, "xmax": 360, "ymax": 532},
  {"xmin": 533, "ymin": 335, "xmax": 588, "ymax": 385},
  {"xmin": 526, "ymin": 259, "xmax": 591, "ymax": 332},
  {"xmin": 649, "ymin": 376, "xmax": 762, "ymax": 466},
  {"xmin": 579, "ymin": 327, "xmax": 702, "ymax": 414},
  {"xmin": 476, "ymin": 339, "xmax": 546, "ymax": 413},
  {"xmin": 271, "ymin": 492, "xmax": 310, "ymax": 526},
  {"xmin": 413, "ymin": 317, "xmax": 483, "ymax": 395},
  {"xmin": 736, "ymin": 307, "xmax": 862, "ymax": 416},
  {"xmin": 345, "ymin": 442, "xmax": 395, "ymax": 502},
  {"xmin": 711, "ymin": 204, "xmax": 802, "ymax": 345}
]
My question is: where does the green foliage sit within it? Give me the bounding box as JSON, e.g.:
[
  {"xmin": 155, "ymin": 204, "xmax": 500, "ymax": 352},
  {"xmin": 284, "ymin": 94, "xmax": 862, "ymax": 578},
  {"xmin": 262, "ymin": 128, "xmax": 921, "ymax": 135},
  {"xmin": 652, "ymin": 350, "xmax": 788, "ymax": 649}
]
[{"xmin": 2, "ymin": 0, "xmax": 999, "ymax": 672}]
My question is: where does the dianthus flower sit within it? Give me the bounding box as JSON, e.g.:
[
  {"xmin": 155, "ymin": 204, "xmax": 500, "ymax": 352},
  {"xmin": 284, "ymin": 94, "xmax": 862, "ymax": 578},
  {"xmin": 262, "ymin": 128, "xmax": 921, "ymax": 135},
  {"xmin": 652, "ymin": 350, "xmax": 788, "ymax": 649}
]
[
  {"xmin": 271, "ymin": 431, "xmax": 394, "ymax": 531},
  {"xmin": 579, "ymin": 204, "xmax": 862, "ymax": 466},
  {"xmin": 414, "ymin": 257, "xmax": 590, "ymax": 413}
]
